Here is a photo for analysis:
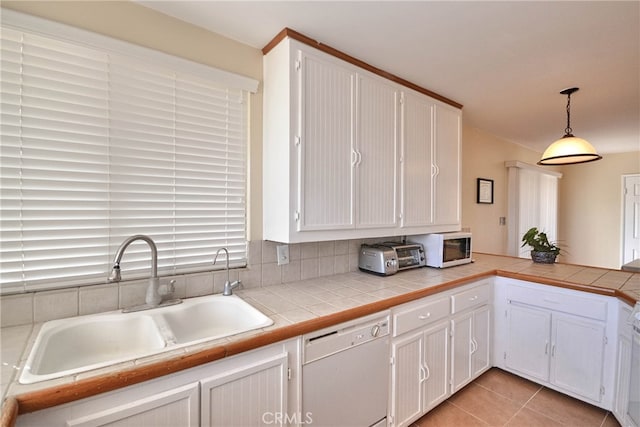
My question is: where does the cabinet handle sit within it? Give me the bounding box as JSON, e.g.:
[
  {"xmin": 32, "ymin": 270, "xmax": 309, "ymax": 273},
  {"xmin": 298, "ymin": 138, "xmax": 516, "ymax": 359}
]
[
  {"xmin": 419, "ymin": 365, "xmax": 427, "ymax": 383},
  {"xmin": 469, "ymin": 296, "xmax": 478, "ymax": 301},
  {"xmin": 551, "ymin": 344, "xmax": 556, "ymax": 357},
  {"xmin": 418, "ymin": 313, "xmax": 431, "ymax": 320},
  {"xmin": 351, "ymin": 150, "xmax": 358, "ymax": 167},
  {"xmin": 470, "ymin": 338, "xmax": 478, "ymax": 354},
  {"xmin": 424, "ymin": 363, "xmax": 431, "ymax": 381},
  {"xmin": 545, "ymin": 341, "xmax": 549, "ymax": 355}
]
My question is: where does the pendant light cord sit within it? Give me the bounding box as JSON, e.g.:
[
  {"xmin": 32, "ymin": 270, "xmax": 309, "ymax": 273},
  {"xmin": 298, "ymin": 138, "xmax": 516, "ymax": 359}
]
[{"xmin": 565, "ymin": 92, "xmax": 573, "ymax": 136}]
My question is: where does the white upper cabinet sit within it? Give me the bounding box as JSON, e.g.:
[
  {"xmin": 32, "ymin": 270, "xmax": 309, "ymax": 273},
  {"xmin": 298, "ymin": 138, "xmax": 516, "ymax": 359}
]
[
  {"xmin": 355, "ymin": 73, "xmax": 399, "ymax": 229},
  {"xmin": 400, "ymin": 92, "xmax": 461, "ymax": 231},
  {"xmin": 263, "ymin": 36, "xmax": 461, "ymax": 243},
  {"xmin": 433, "ymin": 103, "xmax": 461, "ymax": 226},
  {"xmin": 297, "ymin": 48, "xmax": 355, "ymax": 231},
  {"xmin": 400, "ymin": 91, "xmax": 434, "ymax": 228}
]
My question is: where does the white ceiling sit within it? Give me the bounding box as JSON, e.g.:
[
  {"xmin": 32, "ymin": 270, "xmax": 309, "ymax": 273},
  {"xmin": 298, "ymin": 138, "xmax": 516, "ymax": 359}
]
[{"xmin": 137, "ymin": 1, "xmax": 639, "ymax": 155}]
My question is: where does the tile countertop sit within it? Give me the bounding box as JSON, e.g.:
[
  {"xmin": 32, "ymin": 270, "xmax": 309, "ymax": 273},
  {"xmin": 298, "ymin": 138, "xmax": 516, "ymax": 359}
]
[{"xmin": 1, "ymin": 253, "xmax": 639, "ymax": 422}]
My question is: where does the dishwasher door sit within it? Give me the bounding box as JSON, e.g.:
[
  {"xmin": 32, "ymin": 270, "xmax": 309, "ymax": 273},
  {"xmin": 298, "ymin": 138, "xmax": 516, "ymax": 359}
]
[{"xmin": 302, "ymin": 313, "xmax": 390, "ymax": 427}]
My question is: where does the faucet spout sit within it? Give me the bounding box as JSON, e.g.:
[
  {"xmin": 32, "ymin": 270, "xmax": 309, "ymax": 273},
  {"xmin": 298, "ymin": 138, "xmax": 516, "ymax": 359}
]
[
  {"xmin": 108, "ymin": 235, "xmax": 158, "ymax": 282},
  {"xmin": 213, "ymin": 247, "xmax": 230, "ymax": 283},
  {"xmin": 214, "ymin": 248, "xmax": 239, "ymax": 295}
]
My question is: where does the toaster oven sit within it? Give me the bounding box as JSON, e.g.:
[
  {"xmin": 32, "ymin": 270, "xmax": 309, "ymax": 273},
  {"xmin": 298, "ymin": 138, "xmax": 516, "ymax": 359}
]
[{"xmin": 358, "ymin": 242, "xmax": 425, "ymax": 276}]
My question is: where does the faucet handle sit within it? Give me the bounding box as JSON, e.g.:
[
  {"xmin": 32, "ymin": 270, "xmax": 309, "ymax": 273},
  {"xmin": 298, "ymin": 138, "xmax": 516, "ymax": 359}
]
[{"xmin": 159, "ymin": 279, "xmax": 176, "ymax": 296}]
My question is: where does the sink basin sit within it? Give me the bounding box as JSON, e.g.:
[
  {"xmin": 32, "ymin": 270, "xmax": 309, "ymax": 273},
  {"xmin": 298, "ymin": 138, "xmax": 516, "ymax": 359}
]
[
  {"xmin": 20, "ymin": 313, "xmax": 166, "ymax": 384},
  {"xmin": 19, "ymin": 294, "xmax": 273, "ymax": 384},
  {"xmin": 158, "ymin": 294, "xmax": 274, "ymax": 345}
]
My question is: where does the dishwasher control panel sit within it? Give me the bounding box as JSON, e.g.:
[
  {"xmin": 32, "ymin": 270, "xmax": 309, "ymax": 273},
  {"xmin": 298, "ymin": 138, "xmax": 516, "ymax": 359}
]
[{"xmin": 303, "ymin": 312, "xmax": 390, "ymax": 364}]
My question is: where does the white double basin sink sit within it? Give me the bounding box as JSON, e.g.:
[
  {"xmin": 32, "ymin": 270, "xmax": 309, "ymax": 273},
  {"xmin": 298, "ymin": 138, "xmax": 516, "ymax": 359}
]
[{"xmin": 19, "ymin": 294, "xmax": 273, "ymax": 384}]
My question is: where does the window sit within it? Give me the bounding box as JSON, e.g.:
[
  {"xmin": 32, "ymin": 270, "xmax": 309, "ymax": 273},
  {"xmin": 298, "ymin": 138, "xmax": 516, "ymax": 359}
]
[
  {"xmin": 0, "ymin": 11, "xmax": 258, "ymax": 293},
  {"xmin": 506, "ymin": 161, "xmax": 562, "ymax": 259}
]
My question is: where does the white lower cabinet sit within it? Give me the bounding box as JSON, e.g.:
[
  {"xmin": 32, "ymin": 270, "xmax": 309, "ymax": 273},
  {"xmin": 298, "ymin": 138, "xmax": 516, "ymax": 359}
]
[
  {"xmin": 451, "ymin": 305, "xmax": 491, "ymax": 393},
  {"xmin": 613, "ymin": 302, "xmax": 634, "ymax": 426},
  {"xmin": 390, "ymin": 321, "xmax": 449, "ymax": 427},
  {"xmin": 550, "ymin": 312, "xmax": 606, "ymax": 401},
  {"xmin": 496, "ymin": 278, "xmax": 614, "ymax": 407},
  {"xmin": 506, "ymin": 303, "xmax": 606, "ymax": 403},
  {"xmin": 505, "ymin": 303, "xmax": 551, "ymax": 381},
  {"xmin": 17, "ymin": 379, "xmax": 200, "ymax": 427},
  {"xmin": 17, "ymin": 339, "xmax": 299, "ymax": 427},
  {"xmin": 201, "ymin": 353, "xmax": 289, "ymax": 427},
  {"xmin": 505, "ymin": 305, "xmax": 605, "ymax": 401},
  {"xmin": 388, "ymin": 279, "xmax": 491, "ymax": 427},
  {"xmin": 63, "ymin": 383, "xmax": 199, "ymax": 427}
]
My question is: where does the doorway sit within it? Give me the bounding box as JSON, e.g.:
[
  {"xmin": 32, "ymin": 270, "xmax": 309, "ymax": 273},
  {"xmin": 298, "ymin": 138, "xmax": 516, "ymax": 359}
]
[{"xmin": 622, "ymin": 174, "xmax": 640, "ymax": 265}]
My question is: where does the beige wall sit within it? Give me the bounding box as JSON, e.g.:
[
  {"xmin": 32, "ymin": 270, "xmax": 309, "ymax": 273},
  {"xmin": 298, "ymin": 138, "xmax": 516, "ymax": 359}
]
[
  {"xmin": 460, "ymin": 125, "xmax": 546, "ymax": 255},
  {"xmin": 2, "ymin": 0, "xmax": 266, "ymax": 240},
  {"xmin": 558, "ymin": 152, "xmax": 640, "ymax": 269},
  {"xmin": 4, "ymin": 1, "xmax": 638, "ymax": 269},
  {"xmin": 462, "ymin": 123, "xmax": 640, "ymax": 269}
]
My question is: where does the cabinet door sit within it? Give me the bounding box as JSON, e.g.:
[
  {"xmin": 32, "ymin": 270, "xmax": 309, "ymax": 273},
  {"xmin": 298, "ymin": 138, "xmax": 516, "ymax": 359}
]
[
  {"xmin": 16, "ymin": 383, "xmax": 199, "ymax": 427},
  {"xmin": 451, "ymin": 312, "xmax": 473, "ymax": 393},
  {"xmin": 422, "ymin": 321, "xmax": 450, "ymax": 412},
  {"xmin": 506, "ymin": 304, "xmax": 551, "ymax": 382},
  {"xmin": 400, "ymin": 91, "xmax": 433, "ymax": 228},
  {"xmin": 432, "ymin": 103, "xmax": 461, "ymax": 226},
  {"xmin": 390, "ymin": 331, "xmax": 424, "ymax": 427},
  {"xmin": 355, "ymin": 73, "xmax": 398, "ymax": 228},
  {"xmin": 201, "ymin": 353, "xmax": 288, "ymax": 427},
  {"xmin": 550, "ymin": 313, "xmax": 605, "ymax": 402},
  {"xmin": 471, "ymin": 305, "xmax": 491, "ymax": 378},
  {"xmin": 297, "ymin": 49, "xmax": 355, "ymax": 231},
  {"xmin": 614, "ymin": 334, "xmax": 632, "ymax": 422}
]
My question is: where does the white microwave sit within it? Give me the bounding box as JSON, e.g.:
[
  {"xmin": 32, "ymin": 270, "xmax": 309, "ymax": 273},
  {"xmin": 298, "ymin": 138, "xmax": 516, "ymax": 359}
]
[{"xmin": 410, "ymin": 232, "xmax": 472, "ymax": 268}]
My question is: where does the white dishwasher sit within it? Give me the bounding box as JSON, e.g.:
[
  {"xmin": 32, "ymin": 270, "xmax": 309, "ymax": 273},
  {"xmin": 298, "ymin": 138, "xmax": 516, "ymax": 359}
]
[{"xmin": 302, "ymin": 311, "xmax": 390, "ymax": 427}]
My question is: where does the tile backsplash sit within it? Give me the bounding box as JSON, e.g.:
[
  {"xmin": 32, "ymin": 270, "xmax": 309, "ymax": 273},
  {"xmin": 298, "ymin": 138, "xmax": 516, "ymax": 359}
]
[{"xmin": 0, "ymin": 237, "xmax": 395, "ymax": 328}]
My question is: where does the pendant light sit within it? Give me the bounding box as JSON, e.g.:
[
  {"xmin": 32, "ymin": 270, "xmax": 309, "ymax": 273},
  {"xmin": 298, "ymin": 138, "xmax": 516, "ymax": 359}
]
[{"xmin": 538, "ymin": 87, "xmax": 602, "ymax": 165}]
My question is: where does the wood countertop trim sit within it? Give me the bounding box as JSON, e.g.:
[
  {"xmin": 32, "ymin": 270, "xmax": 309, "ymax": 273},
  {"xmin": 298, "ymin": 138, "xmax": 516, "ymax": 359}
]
[
  {"xmin": 495, "ymin": 270, "xmax": 637, "ymax": 306},
  {"xmin": 0, "ymin": 398, "xmax": 17, "ymax": 427},
  {"xmin": 13, "ymin": 345, "xmax": 227, "ymax": 415},
  {"xmin": 261, "ymin": 27, "xmax": 463, "ymax": 110},
  {"xmin": 2, "ymin": 268, "xmax": 637, "ymax": 425}
]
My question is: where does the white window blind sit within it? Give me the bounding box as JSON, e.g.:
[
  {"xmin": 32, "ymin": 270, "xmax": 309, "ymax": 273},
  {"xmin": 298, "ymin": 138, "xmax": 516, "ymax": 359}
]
[{"xmin": 1, "ymin": 12, "xmax": 256, "ymax": 293}]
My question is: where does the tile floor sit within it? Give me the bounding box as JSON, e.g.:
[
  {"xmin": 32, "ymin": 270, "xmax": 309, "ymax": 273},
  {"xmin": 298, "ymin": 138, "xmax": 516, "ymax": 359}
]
[{"xmin": 412, "ymin": 368, "xmax": 620, "ymax": 427}]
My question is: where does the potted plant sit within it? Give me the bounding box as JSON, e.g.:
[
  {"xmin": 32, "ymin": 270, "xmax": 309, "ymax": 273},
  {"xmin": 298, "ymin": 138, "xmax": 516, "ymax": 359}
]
[{"xmin": 521, "ymin": 227, "xmax": 561, "ymax": 264}]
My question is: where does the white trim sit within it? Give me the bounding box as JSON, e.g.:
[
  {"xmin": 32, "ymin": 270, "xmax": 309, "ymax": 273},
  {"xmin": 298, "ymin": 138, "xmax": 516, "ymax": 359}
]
[
  {"xmin": 505, "ymin": 160, "xmax": 563, "ymax": 178},
  {"xmin": 1, "ymin": 9, "xmax": 259, "ymax": 93}
]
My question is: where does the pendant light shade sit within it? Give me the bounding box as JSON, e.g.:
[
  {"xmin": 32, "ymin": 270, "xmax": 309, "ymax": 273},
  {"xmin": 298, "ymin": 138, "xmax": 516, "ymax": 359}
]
[{"xmin": 538, "ymin": 87, "xmax": 602, "ymax": 165}]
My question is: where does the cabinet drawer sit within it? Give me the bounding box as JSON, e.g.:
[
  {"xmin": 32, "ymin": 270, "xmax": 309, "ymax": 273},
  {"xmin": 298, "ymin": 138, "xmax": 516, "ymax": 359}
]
[
  {"xmin": 393, "ymin": 297, "xmax": 450, "ymax": 337},
  {"xmin": 507, "ymin": 284, "xmax": 607, "ymax": 321},
  {"xmin": 451, "ymin": 283, "xmax": 490, "ymax": 314}
]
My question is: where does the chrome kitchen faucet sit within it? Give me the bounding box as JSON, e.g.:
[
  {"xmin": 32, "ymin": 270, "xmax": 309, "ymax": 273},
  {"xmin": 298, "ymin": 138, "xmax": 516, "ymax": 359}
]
[
  {"xmin": 213, "ymin": 247, "xmax": 242, "ymax": 296},
  {"xmin": 108, "ymin": 235, "xmax": 181, "ymax": 311}
]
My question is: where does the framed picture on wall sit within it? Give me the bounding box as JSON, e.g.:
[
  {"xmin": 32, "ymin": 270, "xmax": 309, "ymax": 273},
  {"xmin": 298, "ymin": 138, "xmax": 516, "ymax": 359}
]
[{"xmin": 477, "ymin": 178, "xmax": 494, "ymax": 204}]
